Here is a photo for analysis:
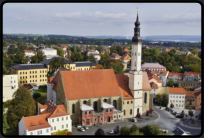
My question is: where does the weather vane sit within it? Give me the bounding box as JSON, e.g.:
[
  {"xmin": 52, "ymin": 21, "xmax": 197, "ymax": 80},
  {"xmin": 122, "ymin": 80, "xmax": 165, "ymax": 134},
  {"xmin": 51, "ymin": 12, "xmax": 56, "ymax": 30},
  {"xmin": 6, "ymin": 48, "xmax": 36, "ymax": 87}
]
[{"xmin": 137, "ymin": 7, "xmax": 139, "ymax": 13}]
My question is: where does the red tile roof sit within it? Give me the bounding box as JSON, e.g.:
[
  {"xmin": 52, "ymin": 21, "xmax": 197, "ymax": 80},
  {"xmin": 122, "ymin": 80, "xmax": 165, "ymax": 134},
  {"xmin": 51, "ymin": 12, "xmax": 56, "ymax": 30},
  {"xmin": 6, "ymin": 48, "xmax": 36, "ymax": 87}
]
[
  {"xmin": 22, "ymin": 84, "xmax": 34, "ymax": 90},
  {"xmin": 23, "ymin": 100, "xmax": 69, "ymax": 131},
  {"xmin": 60, "ymin": 69, "xmax": 122, "ymax": 100},
  {"xmin": 24, "ymin": 50, "xmax": 35, "ymax": 54},
  {"xmin": 150, "ymin": 82, "xmax": 158, "ymax": 89},
  {"xmin": 124, "ymin": 48, "xmax": 130, "ymax": 51},
  {"xmin": 168, "ymin": 72, "xmax": 184, "ymax": 78},
  {"xmin": 186, "ymin": 91, "xmax": 201, "ymax": 97},
  {"xmin": 146, "ymin": 70, "xmax": 162, "ymax": 83},
  {"xmin": 121, "ymin": 54, "xmax": 131, "ymax": 60},
  {"xmin": 63, "ymin": 51, "xmax": 67, "ymax": 54},
  {"xmin": 184, "ymin": 71, "xmax": 201, "ymax": 77},
  {"xmin": 168, "ymin": 87, "xmax": 186, "ymax": 94}
]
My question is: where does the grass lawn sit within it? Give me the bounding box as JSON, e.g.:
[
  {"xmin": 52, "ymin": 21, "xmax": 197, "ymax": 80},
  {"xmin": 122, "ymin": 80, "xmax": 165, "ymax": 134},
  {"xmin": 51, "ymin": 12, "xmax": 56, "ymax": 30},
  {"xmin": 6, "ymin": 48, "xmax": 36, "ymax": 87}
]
[{"xmin": 34, "ymin": 89, "xmax": 47, "ymax": 96}]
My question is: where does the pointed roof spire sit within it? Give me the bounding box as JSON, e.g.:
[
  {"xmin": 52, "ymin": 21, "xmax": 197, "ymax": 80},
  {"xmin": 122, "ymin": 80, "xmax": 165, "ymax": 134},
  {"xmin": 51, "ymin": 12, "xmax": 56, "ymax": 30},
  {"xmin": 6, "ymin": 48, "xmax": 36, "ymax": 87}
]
[{"xmin": 132, "ymin": 7, "xmax": 142, "ymax": 44}]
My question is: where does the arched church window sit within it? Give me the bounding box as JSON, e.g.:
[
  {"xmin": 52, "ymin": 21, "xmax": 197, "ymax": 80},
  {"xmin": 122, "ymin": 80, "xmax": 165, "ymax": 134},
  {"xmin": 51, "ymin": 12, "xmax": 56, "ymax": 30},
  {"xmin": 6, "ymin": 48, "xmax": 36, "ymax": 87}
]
[
  {"xmin": 113, "ymin": 100, "xmax": 117, "ymax": 109},
  {"xmin": 135, "ymin": 53, "xmax": 137, "ymax": 56},
  {"xmin": 72, "ymin": 104, "xmax": 75, "ymax": 114},
  {"xmin": 144, "ymin": 93, "xmax": 147, "ymax": 104}
]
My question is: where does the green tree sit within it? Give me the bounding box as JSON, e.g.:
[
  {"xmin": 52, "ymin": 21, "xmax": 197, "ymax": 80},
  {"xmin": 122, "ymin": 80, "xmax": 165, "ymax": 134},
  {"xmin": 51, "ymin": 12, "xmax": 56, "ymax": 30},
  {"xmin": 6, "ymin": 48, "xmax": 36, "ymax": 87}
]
[
  {"xmin": 7, "ymin": 87, "xmax": 36, "ymax": 129},
  {"xmin": 30, "ymin": 50, "xmax": 46, "ymax": 63},
  {"xmin": 110, "ymin": 46, "xmax": 124, "ymax": 56},
  {"xmin": 16, "ymin": 42, "xmax": 26, "ymax": 53},
  {"xmin": 109, "ymin": 60, "xmax": 124, "ymax": 74},
  {"xmin": 47, "ymin": 57, "xmax": 70, "ymax": 78},
  {"xmin": 98, "ymin": 51, "xmax": 110, "ymax": 68},
  {"xmin": 95, "ymin": 45, "xmax": 105, "ymax": 53},
  {"xmin": 130, "ymin": 129, "xmax": 143, "ymax": 135},
  {"xmin": 88, "ymin": 55, "xmax": 96, "ymax": 63},
  {"xmin": 166, "ymin": 79, "xmax": 174, "ymax": 87},
  {"xmin": 161, "ymin": 93, "xmax": 169, "ymax": 106},
  {"xmin": 51, "ymin": 129, "xmax": 71, "ymax": 135},
  {"xmin": 7, "ymin": 45, "xmax": 16, "ymax": 55},
  {"xmin": 130, "ymin": 124, "xmax": 138, "ymax": 133},
  {"xmin": 26, "ymin": 46, "xmax": 34, "ymax": 51},
  {"xmin": 3, "ymin": 65, "xmax": 7, "ymax": 75},
  {"xmin": 54, "ymin": 47, "xmax": 64, "ymax": 57},
  {"xmin": 71, "ymin": 52, "xmax": 83, "ymax": 62},
  {"xmin": 155, "ymin": 94, "xmax": 161, "ymax": 103},
  {"xmin": 139, "ymin": 124, "xmax": 163, "ymax": 136},
  {"xmin": 14, "ymin": 51, "xmax": 28, "ymax": 64},
  {"xmin": 191, "ymin": 49, "xmax": 198, "ymax": 55},
  {"xmin": 120, "ymin": 125, "xmax": 130, "ymax": 135},
  {"xmin": 198, "ymin": 51, "xmax": 201, "ymax": 59},
  {"xmin": 95, "ymin": 128, "xmax": 105, "ymax": 135},
  {"xmin": 3, "ymin": 105, "xmax": 10, "ymax": 134}
]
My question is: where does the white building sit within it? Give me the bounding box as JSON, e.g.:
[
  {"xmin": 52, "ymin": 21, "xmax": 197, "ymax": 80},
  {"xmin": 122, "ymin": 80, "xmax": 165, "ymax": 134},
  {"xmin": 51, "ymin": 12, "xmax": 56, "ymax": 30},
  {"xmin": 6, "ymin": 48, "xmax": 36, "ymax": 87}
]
[
  {"xmin": 24, "ymin": 50, "xmax": 35, "ymax": 58},
  {"xmin": 167, "ymin": 87, "xmax": 186, "ymax": 109},
  {"xmin": 87, "ymin": 50, "xmax": 99, "ymax": 56},
  {"xmin": 19, "ymin": 100, "xmax": 72, "ymax": 135},
  {"xmin": 40, "ymin": 48, "xmax": 58, "ymax": 60},
  {"xmin": 3, "ymin": 74, "xmax": 18, "ymax": 102}
]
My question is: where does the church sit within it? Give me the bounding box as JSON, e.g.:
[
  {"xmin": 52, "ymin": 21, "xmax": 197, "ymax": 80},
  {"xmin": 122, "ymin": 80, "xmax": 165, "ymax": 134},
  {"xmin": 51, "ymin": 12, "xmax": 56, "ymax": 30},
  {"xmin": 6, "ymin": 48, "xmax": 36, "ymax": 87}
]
[{"xmin": 47, "ymin": 11, "xmax": 153, "ymax": 125}]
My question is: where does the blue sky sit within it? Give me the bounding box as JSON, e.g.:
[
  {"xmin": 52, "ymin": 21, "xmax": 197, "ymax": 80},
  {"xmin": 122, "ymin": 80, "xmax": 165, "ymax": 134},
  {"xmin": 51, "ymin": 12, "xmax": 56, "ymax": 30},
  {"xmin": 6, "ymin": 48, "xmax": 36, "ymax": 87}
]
[{"xmin": 3, "ymin": 3, "xmax": 201, "ymax": 36}]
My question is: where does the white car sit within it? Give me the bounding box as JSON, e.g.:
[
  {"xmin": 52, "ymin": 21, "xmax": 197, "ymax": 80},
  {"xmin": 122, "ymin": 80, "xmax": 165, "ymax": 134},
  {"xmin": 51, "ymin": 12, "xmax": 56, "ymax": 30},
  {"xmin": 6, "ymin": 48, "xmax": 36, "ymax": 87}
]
[
  {"xmin": 109, "ymin": 130, "xmax": 114, "ymax": 135},
  {"xmin": 132, "ymin": 118, "xmax": 137, "ymax": 122},
  {"xmin": 79, "ymin": 127, "xmax": 85, "ymax": 132}
]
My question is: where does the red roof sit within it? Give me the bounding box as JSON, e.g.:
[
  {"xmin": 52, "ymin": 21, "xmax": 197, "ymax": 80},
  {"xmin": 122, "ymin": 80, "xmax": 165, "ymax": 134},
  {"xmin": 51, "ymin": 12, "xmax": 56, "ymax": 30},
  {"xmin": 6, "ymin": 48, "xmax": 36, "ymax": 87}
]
[
  {"xmin": 121, "ymin": 54, "xmax": 131, "ymax": 60},
  {"xmin": 146, "ymin": 70, "xmax": 162, "ymax": 83},
  {"xmin": 124, "ymin": 48, "xmax": 130, "ymax": 51},
  {"xmin": 24, "ymin": 50, "xmax": 35, "ymax": 54},
  {"xmin": 60, "ymin": 69, "xmax": 122, "ymax": 100},
  {"xmin": 186, "ymin": 91, "xmax": 201, "ymax": 97},
  {"xmin": 63, "ymin": 51, "xmax": 67, "ymax": 54},
  {"xmin": 168, "ymin": 72, "xmax": 184, "ymax": 78},
  {"xmin": 23, "ymin": 100, "xmax": 69, "ymax": 131},
  {"xmin": 184, "ymin": 71, "xmax": 201, "ymax": 77},
  {"xmin": 150, "ymin": 82, "xmax": 158, "ymax": 89},
  {"xmin": 168, "ymin": 87, "xmax": 186, "ymax": 94}
]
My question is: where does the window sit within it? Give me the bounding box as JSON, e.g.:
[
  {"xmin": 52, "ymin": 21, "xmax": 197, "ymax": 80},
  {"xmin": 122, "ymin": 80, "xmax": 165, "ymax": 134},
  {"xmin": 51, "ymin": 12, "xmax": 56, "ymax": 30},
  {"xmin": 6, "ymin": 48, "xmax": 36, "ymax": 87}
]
[
  {"xmin": 200, "ymin": 103, "xmax": 201, "ymax": 105},
  {"xmin": 37, "ymin": 131, "xmax": 40, "ymax": 135},
  {"xmin": 131, "ymin": 101, "xmax": 133, "ymax": 104},
  {"xmin": 35, "ymin": 80, "xmax": 37, "ymax": 82},
  {"xmin": 110, "ymin": 109, "xmax": 112, "ymax": 112},
  {"xmin": 83, "ymin": 100, "xmax": 87, "ymax": 104},
  {"xmin": 170, "ymin": 100, "xmax": 172, "ymax": 102},
  {"xmin": 85, "ymin": 111, "xmax": 87, "ymax": 115},
  {"xmin": 25, "ymin": 72, "xmax": 27, "ymax": 74},
  {"xmin": 57, "ymin": 118, "xmax": 59, "ymax": 122},
  {"xmin": 101, "ymin": 118, "xmax": 103, "ymax": 120},
  {"xmin": 62, "ymin": 125, "xmax": 64, "ymax": 129},
  {"xmin": 130, "ymin": 109, "xmax": 132, "ymax": 115},
  {"xmin": 52, "ymin": 119, "xmax": 54, "ymax": 122},
  {"xmin": 23, "ymin": 81, "xmax": 24, "ymax": 83},
  {"xmin": 173, "ymin": 100, "xmax": 175, "ymax": 102},
  {"xmin": 33, "ymin": 71, "xmax": 34, "ymax": 73},
  {"xmin": 20, "ymin": 77, "xmax": 22, "ymax": 79},
  {"xmin": 51, "ymin": 127, "xmax": 53, "ymax": 131},
  {"xmin": 46, "ymin": 129, "xmax": 49, "ymax": 133},
  {"xmin": 14, "ymin": 80, "xmax": 16, "ymax": 83},
  {"xmin": 54, "ymin": 126, "xmax": 56, "ymax": 130},
  {"xmin": 187, "ymin": 102, "xmax": 189, "ymax": 104},
  {"xmin": 20, "ymin": 72, "xmax": 22, "ymax": 74},
  {"xmin": 40, "ymin": 75, "xmax": 41, "ymax": 77},
  {"xmin": 124, "ymin": 110, "xmax": 126, "ymax": 115},
  {"xmin": 30, "ymin": 76, "xmax": 31, "ymax": 78},
  {"xmin": 106, "ymin": 109, "xmax": 108, "ymax": 112},
  {"xmin": 144, "ymin": 93, "xmax": 147, "ymax": 104},
  {"xmin": 180, "ymin": 96, "xmax": 181, "ymax": 98},
  {"xmin": 114, "ymin": 116, "xmax": 116, "ymax": 118},
  {"xmin": 182, "ymin": 105, "xmax": 183, "ymax": 107},
  {"xmin": 173, "ymin": 96, "xmax": 175, "ymax": 98},
  {"xmin": 20, "ymin": 81, "xmax": 22, "ymax": 84},
  {"xmin": 66, "ymin": 116, "xmax": 68, "ymax": 120},
  {"xmin": 89, "ymin": 111, "xmax": 91, "ymax": 114},
  {"xmin": 179, "ymin": 100, "xmax": 181, "ymax": 103},
  {"xmin": 35, "ymin": 75, "xmax": 37, "ymax": 78},
  {"xmin": 199, "ymin": 98, "xmax": 201, "ymax": 100},
  {"xmin": 40, "ymin": 71, "xmax": 41, "ymax": 73},
  {"xmin": 113, "ymin": 100, "xmax": 117, "ymax": 109},
  {"xmin": 72, "ymin": 104, "xmax": 75, "ymax": 114},
  {"xmin": 11, "ymin": 81, "xmax": 12, "ymax": 83},
  {"xmin": 127, "ymin": 101, "xmax": 129, "ymax": 104},
  {"xmin": 35, "ymin": 71, "xmax": 37, "ymax": 73},
  {"xmin": 30, "ymin": 71, "xmax": 31, "ymax": 74},
  {"xmin": 14, "ymin": 85, "xmax": 16, "ymax": 88},
  {"xmin": 66, "ymin": 124, "xmax": 68, "ymax": 128},
  {"xmin": 182, "ymin": 96, "xmax": 184, "ymax": 98},
  {"xmin": 62, "ymin": 117, "xmax": 64, "ymax": 121},
  {"xmin": 176, "ymin": 96, "xmax": 178, "ymax": 98},
  {"xmin": 119, "ymin": 115, "xmax": 121, "ymax": 118},
  {"xmin": 176, "ymin": 100, "xmax": 178, "ymax": 102}
]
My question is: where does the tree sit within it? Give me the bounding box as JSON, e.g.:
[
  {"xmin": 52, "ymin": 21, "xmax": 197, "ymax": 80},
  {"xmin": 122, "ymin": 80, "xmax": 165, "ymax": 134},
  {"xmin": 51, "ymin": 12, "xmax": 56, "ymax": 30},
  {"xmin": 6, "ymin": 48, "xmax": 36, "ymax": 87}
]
[
  {"xmin": 114, "ymin": 125, "xmax": 120, "ymax": 134},
  {"xmin": 7, "ymin": 45, "xmax": 16, "ymax": 55},
  {"xmin": 120, "ymin": 125, "xmax": 130, "ymax": 135},
  {"xmin": 88, "ymin": 55, "xmax": 96, "ymax": 63},
  {"xmin": 191, "ymin": 49, "xmax": 198, "ymax": 55},
  {"xmin": 33, "ymin": 93, "xmax": 41, "ymax": 100},
  {"xmin": 155, "ymin": 94, "xmax": 161, "ymax": 103},
  {"xmin": 95, "ymin": 128, "xmax": 105, "ymax": 135},
  {"xmin": 109, "ymin": 60, "xmax": 124, "ymax": 74},
  {"xmin": 95, "ymin": 45, "xmax": 105, "ymax": 53},
  {"xmin": 92, "ymin": 64, "xmax": 104, "ymax": 70},
  {"xmin": 7, "ymin": 87, "xmax": 36, "ymax": 129},
  {"xmin": 110, "ymin": 46, "xmax": 124, "ymax": 56},
  {"xmin": 130, "ymin": 129, "xmax": 143, "ymax": 135},
  {"xmin": 51, "ymin": 129, "xmax": 71, "ymax": 135},
  {"xmin": 3, "ymin": 65, "xmax": 7, "ymax": 75},
  {"xmin": 71, "ymin": 52, "xmax": 83, "ymax": 62},
  {"xmin": 14, "ymin": 51, "xmax": 28, "ymax": 64},
  {"xmin": 161, "ymin": 93, "xmax": 168, "ymax": 106},
  {"xmin": 36, "ymin": 95, "xmax": 47, "ymax": 105},
  {"xmin": 16, "ymin": 42, "xmax": 26, "ymax": 53},
  {"xmin": 130, "ymin": 124, "xmax": 138, "ymax": 133},
  {"xmin": 139, "ymin": 124, "xmax": 163, "ymax": 136},
  {"xmin": 30, "ymin": 50, "xmax": 46, "ymax": 63},
  {"xmin": 166, "ymin": 79, "xmax": 174, "ymax": 87},
  {"xmin": 3, "ymin": 105, "xmax": 10, "ymax": 134},
  {"xmin": 188, "ymin": 110, "xmax": 194, "ymax": 119},
  {"xmin": 47, "ymin": 57, "xmax": 70, "ymax": 78},
  {"xmin": 98, "ymin": 51, "xmax": 110, "ymax": 68},
  {"xmin": 26, "ymin": 46, "xmax": 34, "ymax": 51},
  {"xmin": 54, "ymin": 47, "xmax": 64, "ymax": 57}
]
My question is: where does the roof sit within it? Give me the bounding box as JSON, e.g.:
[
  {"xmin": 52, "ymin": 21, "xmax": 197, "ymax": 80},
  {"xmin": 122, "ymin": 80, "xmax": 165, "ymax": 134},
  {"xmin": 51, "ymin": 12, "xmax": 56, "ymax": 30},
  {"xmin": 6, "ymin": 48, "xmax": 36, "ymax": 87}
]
[
  {"xmin": 41, "ymin": 48, "xmax": 56, "ymax": 51},
  {"xmin": 168, "ymin": 87, "xmax": 186, "ymax": 94},
  {"xmin": 75, "ymin": 61, "xmax": 97, "ymax": 67},
  {"xmin": 11, "ymin": 64, "xmax": 47, "ymax": 70},
  {"xmin": 24, "ymin": 50, "xmax": 35, "ymax": 54},
  {"xmin": 152, "ymin": 70, "xmax": 169, "ymax": 76},
  {"xmin": 22, "ymin": 84, "xmax": 34, "ymax": 90},
  {"xmin": 172, "ymin": 127, "xmax": 186, "ymax": 135},
  {"xmin": 40, "ymin": 58, "xmax": 74, "ymax": 65},
  {"xmin": 63, "ymin": 51, "xmax": 67, "ymax": 54},
  {"xmin": 185, "ymin": 91, "xmax": 201, "ymax": 97},
  {"xmin": 60, "ymin": 69, "xmax": 122, "ymax": 100},
  {"xmin": 81, "ymin": 104, "xmax": 94, "ymax": 111},
  {"xmin": 121, "ymin": 54, "xmax": 131, "ymax": 60},
  {"xmin": 23, "ymin": 100, "xmax": 69, "ymax": 131},
  {"xmin": 168, "ymin": 72, "xmax": 184, "ymax": 78},
  {"xmin": 150, "ymin": 82, "xmax": 158, "ymax": 89},
  {"xmin": 146, "ymin": 70, "xmax": 162, "ymax": 83},
  {"xmin": 111, "ymin": 53, "xmax": 121, "ymax": 58},
  {"xmin": 124, "ymin": 48, "xmax": 130, "ymax": 51},
  {"xmin": 141, "ymin": 63, "xmax": 166, "ymax": 69},
  {"xmin": 184, "ymin": 71, "xmax": 201, "ymax": 77},
  {"xmin": 115, "ymin": 72, "xmax": 152, "ymax": 100},
  {"xmin": 102, "ymin": 103, "xmax": 114, "ymax": 109}
]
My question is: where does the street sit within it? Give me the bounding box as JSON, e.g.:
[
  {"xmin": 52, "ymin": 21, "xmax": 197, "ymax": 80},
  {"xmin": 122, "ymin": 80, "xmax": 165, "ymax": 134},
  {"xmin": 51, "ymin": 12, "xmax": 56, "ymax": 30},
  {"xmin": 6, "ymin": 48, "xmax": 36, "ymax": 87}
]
[{"xmin": 72, "ymin": 105, "xmax": 201, "ymax": 135}]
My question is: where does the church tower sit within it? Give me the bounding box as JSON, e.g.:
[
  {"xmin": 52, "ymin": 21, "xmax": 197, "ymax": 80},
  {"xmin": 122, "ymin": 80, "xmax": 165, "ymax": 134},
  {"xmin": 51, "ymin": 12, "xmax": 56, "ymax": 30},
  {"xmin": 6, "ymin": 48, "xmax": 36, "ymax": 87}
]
[{"xmin": 129, "ymin": 9, "xmax": 143, "ymax": 117}]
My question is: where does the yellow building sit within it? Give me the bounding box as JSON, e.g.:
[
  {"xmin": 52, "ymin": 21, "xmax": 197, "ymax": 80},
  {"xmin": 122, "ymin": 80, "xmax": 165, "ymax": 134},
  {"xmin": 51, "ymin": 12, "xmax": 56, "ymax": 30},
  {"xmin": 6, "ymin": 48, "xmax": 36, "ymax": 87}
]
[{"xmin": 11, "ymin": 58, "xmax": 97, "ymax": 86}]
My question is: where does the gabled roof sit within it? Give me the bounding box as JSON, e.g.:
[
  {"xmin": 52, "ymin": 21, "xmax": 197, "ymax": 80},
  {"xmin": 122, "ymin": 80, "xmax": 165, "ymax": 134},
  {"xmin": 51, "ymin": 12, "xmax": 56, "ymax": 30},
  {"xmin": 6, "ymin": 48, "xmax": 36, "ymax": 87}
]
[
  {"xmin": 168, "ymin": 87, "xmax": 186, "ymax": 94},
  {"xmin": 184, "ymin": 71, "xmax": 201, "ymax": 77},
  {"xmin": 186, "ymin": 91, "xmax": 201, "ymax": 97},
  {"xmin": 75, "ymin": 61, "xmax": 97, "ymax": 67},
  {"xmin": 141, "ymin": 63, "xmax": 166, "ymax": 69},
  {"xmin": 11, "ymin": 64, "xmax": 47, "ymax": 70},
  {"xmin": 124, "ymin": 48, "xmax": 130, "ymax": 51},
  {"xmin": 60, "ymin": 69, "xmax": 122, "ymax": 100},
  {"xmin": 40, "ymin": 58, "xmax": 74, "ymax": 65},
  {"xmin": 22, "ymin": 84, "xmax": 34, "ymax": 90},
  {"xmin": 121, "ymin": 54, "xmax": 131, "ymax": 60},
  {"xmin": 111, "ymin": 53, "xmax": 121, "ymax": 58},
  {"xmin": 150, "ymin": 82, "xmax": 158, "ymax": 89},
  {"xmin": 146, "ymin": 70, "xmax": 162, "ymax": 83},
  {"xmin": 168, "ymin": 72, "xmax": 184, "ymax": 78}
]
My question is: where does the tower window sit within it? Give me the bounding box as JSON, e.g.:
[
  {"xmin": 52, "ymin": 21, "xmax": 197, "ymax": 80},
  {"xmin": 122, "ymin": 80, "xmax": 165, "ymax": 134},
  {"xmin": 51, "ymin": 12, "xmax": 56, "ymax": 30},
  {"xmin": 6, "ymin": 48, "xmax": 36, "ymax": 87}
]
[
  {"xmin": 135, "ymin": 53, "xmax": 136, "ymax": 56},
  {"xmin": 135, "ymin": 62, "xmax": 136, "ymax": 66}
]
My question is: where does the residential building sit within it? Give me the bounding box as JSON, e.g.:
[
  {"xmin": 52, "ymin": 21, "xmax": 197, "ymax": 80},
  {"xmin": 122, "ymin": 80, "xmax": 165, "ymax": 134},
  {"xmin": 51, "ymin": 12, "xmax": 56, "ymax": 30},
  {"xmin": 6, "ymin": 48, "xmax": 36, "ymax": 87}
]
[
  {"xmin": 167, "ymin": 72, "xmax": 184, "ymax": 83},
  {"xmin": 123, "ymin": 48, "xmax": 131, "ymax": 55},
  {"xmin": 19, "ymin": 100, "xmax": 72, "ymax": 135},
  {"xmin": 11, "ymin": 64, "xmax": 48, "ymax": 86},
  {"xmin": 141, "ymin": 63, "xmax": 166, "ymax": 71},
  {"xmin": 167, "ymin": 87, "xmax": 186, "ymax": 109},
  {"xmin": 24, "ymin": 50, "xmax": 35, "ymax": 58},
  {"xmin": 185, "ymin": 91, "xmax": 201, "ymax": 110},
  {"xmin": 40, "ymin": 48, "xmax": 58, "ymax": 60},
  {"xmin": 61, "ymin": 45, "xmax": 68, "ymax": 51},
  {"xmin": 179, "ymin": 50, "xmax": 191, "ymax": 55},
  {"xmin": 63, "ymin": 51, "xmax": 67, "ymax": 58},
  {"xmin": 152, "ymin": 70, "xmax": 169, "ymax": 86},
  {"xmin": 110, "ymin": 53, "xmax": 121, "ymax": 59},
  {"xmin": 3, "ymin": 74, "xmax": 18, "ymax": 102},
  {"xmin": 194, "ymin": 85, "xmax": 201, "ymax": 91},
  {"xmin": 86, "ymin": 50, "xmax": 99, "ymax": 56},
  {"xmin": 121, "ymin": 54, "xmax": 131, "ymax": 65}
]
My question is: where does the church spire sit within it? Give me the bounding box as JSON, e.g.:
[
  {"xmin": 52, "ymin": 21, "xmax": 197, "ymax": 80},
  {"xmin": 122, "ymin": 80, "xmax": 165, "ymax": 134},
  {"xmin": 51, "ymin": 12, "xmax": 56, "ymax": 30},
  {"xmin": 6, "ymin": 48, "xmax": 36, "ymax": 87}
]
[{"xmin": 132, "ymin": 8, "xmax": 142, "ymax": 43}]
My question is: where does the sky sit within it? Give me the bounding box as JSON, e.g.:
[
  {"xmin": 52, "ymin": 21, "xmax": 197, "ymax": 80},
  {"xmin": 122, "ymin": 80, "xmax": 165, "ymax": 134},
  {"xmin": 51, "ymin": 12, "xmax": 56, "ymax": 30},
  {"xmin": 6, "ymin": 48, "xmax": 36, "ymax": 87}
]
[{"xmin": 3, "ymin": 3, "xmax": 201, "ymax": 37}]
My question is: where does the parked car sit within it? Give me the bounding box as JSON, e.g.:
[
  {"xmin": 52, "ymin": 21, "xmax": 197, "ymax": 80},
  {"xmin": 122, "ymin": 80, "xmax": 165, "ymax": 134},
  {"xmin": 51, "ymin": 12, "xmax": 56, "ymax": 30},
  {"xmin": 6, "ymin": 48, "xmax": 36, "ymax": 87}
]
[
  {"xmin": 132, "ymin": 118, "xmax": 137, "ymax": 122},
  {"xmin": 79, "ymin": 127, "xmax": 85, "ymax": 132},
  {"xmin": 76, "ymin": 124, "xmax": 82, "ymax": 128},
  {"xmin": 176, "ymin": 114, "xmax": 183, "ymax": 118},
  {"xmin": 109, "ymin": 130, "xmax": 114, "ymax": 135},
  {"xmin": 84, "ymin": 125, "xmax": 89, "ymax": 130},
  {"xmin": 173, "ymin": 111, "xmax": 177, "ymax": 115}
]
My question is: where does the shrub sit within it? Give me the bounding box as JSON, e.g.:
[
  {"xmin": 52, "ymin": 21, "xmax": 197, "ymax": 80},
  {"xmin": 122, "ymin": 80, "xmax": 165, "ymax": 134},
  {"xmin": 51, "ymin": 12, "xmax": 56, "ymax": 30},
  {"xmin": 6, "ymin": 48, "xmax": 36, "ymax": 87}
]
[
  {"xmin": 33, "ymin": 93, "xmax": 41, "ymax": 100},
  {"xmin": 95, "ymin": 128, "xmax": 105, "ymax": 135}
]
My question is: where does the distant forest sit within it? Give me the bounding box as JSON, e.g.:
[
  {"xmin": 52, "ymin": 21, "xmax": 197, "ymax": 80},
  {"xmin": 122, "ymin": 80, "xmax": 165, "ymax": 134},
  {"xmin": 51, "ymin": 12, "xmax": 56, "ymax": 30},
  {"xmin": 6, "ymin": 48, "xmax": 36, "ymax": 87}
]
[{"xmin": 3, "ymin": 34, "xmax": 201, "ymax": 48}]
